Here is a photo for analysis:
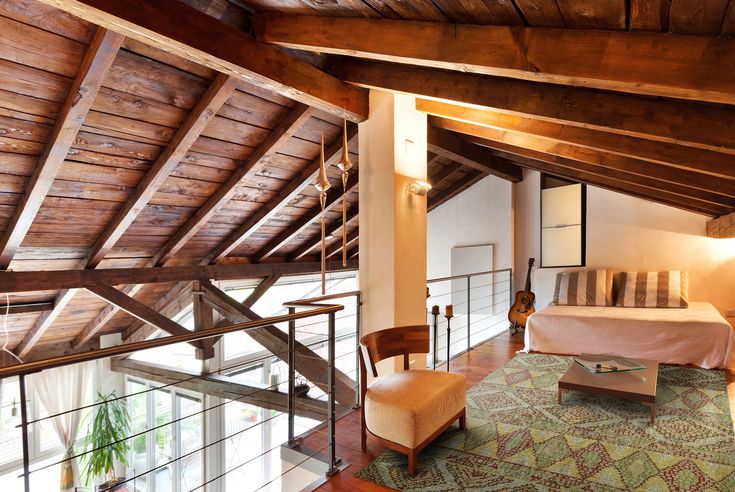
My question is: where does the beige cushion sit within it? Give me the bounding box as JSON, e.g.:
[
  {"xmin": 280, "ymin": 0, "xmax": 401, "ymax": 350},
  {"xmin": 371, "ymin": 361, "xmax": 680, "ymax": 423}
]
[
  {"xmin": 552, "ymin": 269, "xmax": 613, "ymax": 306},
  {"xmin": 364, "ymin": 370, "xmax": 466, "ymax": 449},
  {"xmin": 614, "ymin": 271, "xmax": 689, "ymax": 308}
]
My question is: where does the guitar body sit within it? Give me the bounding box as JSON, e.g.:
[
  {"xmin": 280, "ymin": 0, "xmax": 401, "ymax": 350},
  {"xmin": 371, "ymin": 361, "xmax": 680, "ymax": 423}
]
[{"xmin": 508, "ymin": 258, "xmax": 536, "ymax": 334}]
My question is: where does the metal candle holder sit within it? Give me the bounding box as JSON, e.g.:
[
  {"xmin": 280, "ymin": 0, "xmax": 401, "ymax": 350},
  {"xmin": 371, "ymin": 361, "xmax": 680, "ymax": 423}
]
[
  {"xmin": 431, "ymin": 305, "xmax": 440, "ymax": 369},
  {"xmin": 444, "ymin": 311, "xmax": 454, "ymax": 372}
]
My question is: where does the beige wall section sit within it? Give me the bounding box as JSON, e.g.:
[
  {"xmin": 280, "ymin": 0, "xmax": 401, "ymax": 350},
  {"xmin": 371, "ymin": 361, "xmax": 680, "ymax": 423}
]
[
  {"xmin": 359, "ymin": 90, "xmax": 428, "ymax": 373},
  {"xmin": 514, "ymin": 170, "xmax": 735, "ymax": 327}
]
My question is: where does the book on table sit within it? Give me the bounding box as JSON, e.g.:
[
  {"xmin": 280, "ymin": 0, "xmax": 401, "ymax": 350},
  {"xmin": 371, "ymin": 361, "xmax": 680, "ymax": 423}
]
[{"xmin": 573, "ymin": 354, "xmax": 646, "ymax": 373}]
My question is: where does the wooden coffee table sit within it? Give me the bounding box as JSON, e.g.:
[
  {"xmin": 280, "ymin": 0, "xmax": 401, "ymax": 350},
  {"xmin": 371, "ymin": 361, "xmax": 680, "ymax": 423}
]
[{"xmin": 558, "ymin": 355, "xmax": 659, "ymax": 424}]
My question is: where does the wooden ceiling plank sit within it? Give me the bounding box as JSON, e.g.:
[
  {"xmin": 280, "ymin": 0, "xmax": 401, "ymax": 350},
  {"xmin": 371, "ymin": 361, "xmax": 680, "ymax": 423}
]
[
  {"xmin": 0, "ymin": 28, "xmax": 124, "ymax": 269},
  {"xmin": 251, "ymin": 174, "xmax": 359, "ymax": 263},
  {"xmin": 85, "ymin": 73, "xmax": 239, "ymax": 268},
  {"xmin": 73, "ymin": 283, "xmax": 143, "ymax": 348},
  {"xmin": 199, "ymin": 280, "xmax": 356, "ymax": 406},
  {"xmin": 427, "ymin": 125, "xmax": 522, "ymax": 182},
  {"xmin": 428, "ymin": 161, "xmax": 462, "ymax": 188},
  {"xmin": 288, "ymin": 204, "xmax": 359, "ymax": 262},
  {"xmin": 257, "ymin": 14, "xmax": 735, "ymax": 104},
  {"xmin": 0, "ymin": 302, "xmax": 54, "ymax": 315},
  {"xmin": 335, "ymin": 60, "xmax": 735, "ymax": 154},
  {"xmin": 428, "ymin": 170, "xmax": 485, "ymax": 212},
  {"xmin": 706, "ymin": 212, "xmax": 735, "ymax": 238},
  {"xmin": 154, "ymin": 104, "xmax": 315, "ymax": 266},
  {"xmin": 417, "ymin": 99, "xmax": 735, "ymax": 180},
  {"xmin": 199, "ymin": 120, "xmax": 357, "ymax": 265},
  {"xmin": 36, "ymin": 0, "xmax": 368, "ymax": 121},
  {"xmin": 431, "ymin": 117, "xmax": 735, "ymax": 202},
  {"xmin": 14, "ymin": 288, "xmax": 78, "ymax": 359},
  {"xmin": 0, "ymin": 261, "xmax": 359, "ymax": 294},
  {"xmin": 325, "ymin": 229, "xmax": 359, "ymax": 258}
]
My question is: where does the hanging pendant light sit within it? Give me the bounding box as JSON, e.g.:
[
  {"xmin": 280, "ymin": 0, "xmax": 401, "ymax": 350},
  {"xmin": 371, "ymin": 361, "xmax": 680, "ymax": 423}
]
[
  {"xmin": 313, "ymin": 133, "xmax": 332, "ymax": 294},
  {"xmin": 336, "ymin": 118, "xmax": 353, "ymax": 267}
]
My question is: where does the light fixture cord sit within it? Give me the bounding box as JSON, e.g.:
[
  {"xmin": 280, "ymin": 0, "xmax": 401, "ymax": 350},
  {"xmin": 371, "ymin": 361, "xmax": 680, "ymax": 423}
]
[{"xmin": 2, "ymin": 292, "xmax": 23, "ymax": 364}]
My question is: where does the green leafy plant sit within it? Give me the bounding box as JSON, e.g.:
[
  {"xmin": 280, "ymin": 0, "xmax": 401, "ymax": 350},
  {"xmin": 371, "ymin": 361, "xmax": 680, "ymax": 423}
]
[{"xmin": 81, "ymin": 391, "xmax": 131, "ymax": 487}]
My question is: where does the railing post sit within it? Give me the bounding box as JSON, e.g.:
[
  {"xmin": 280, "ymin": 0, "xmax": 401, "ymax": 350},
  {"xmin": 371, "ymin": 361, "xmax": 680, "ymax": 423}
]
[
  {"xmin": 354, "ymin": 294, "xmax": 361, "ymax": 408},
  {"xmin": 327, "ymin": 311, "xmax": 338, "ymax": 475},
  {"xmin": 287, "ymin": 307, "xmax": 296, "ymax": 447},
  {"xmin": 466, "ymin": 275, "xmax": 471, "ymax": 351},
  {"xmin": 19, "ymin": 374, "xmax": 30, "ymax": 492}
]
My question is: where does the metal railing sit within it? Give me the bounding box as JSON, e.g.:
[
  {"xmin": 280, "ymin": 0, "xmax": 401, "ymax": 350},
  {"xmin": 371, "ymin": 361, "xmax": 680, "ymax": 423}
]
[
  {"xmin": 426, "ymin": 268, "xmax": 513, "ymax": 369},
  {"xmin": 0, "ymin": 296, "xmax": 360, "ymax": 492}
]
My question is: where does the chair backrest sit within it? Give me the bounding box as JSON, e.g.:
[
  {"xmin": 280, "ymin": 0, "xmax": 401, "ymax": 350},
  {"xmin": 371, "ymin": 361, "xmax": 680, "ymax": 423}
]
[{"xmin": 359, "ymin": 325, "xmax": 430, "ymax": 378}]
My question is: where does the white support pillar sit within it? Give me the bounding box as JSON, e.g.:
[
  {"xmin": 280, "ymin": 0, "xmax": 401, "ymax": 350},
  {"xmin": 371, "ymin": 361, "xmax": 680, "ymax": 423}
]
[{"xmin": 358, "ymin": 91, "xmax": 428, "ymax": 373}]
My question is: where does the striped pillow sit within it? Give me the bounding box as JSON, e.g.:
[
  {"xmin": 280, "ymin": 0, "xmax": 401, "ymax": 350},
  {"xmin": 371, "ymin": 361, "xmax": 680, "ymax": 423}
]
[
  {"xmin": 552, "ymin": 269, "xmax": 612, "ymax": 307},
  {"xmin": 614, "ymin": 271, "xmax": 689, "ymax": 308}
]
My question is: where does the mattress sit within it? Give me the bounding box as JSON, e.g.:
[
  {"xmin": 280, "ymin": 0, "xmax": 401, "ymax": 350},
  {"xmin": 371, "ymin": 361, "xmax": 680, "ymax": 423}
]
[{"xmin": 523, "ymin": 302, "xmax": 735, "ymax": 369}]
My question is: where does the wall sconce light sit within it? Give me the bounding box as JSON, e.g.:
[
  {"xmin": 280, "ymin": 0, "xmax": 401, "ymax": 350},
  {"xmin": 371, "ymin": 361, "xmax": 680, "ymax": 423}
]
[{"xmin": 407, "ymin": 180, "xmax": 432, "ymax": 196}]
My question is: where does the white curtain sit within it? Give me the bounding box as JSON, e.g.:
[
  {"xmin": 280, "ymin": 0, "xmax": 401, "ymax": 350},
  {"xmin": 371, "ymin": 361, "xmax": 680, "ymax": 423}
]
[{"xmin": 32, "ymin": 362, "xmax": 92, "ymax": 491}]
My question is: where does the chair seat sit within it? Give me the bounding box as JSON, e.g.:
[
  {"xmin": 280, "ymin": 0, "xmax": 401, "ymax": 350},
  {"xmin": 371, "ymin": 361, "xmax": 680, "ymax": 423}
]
[{"xmin": 364, "ymin": 369, "xmax": 466, "ymax": 448}]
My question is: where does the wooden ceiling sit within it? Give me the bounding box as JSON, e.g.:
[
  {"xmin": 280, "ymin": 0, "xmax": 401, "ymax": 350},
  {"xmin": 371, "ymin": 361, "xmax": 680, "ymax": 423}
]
[{"xmin": 0, "ymin": 0, "xmax": 515, "ymax": 363}]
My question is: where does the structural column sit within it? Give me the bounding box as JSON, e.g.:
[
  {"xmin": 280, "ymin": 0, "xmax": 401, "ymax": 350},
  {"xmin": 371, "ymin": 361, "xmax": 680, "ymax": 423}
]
[{"xmin": 359, "ymin": 91, "xmax": 428, "ymax": 372}]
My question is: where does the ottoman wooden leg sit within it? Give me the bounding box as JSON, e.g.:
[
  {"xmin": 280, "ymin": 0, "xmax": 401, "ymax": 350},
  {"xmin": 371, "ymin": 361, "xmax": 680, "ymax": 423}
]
[
  {"xmin": 459, "ymin": 409, "xmax": 467, "ymax": 430},
  {"xmin": 408, "ymin": 450, "xmax": 417, "ymax": 476}
]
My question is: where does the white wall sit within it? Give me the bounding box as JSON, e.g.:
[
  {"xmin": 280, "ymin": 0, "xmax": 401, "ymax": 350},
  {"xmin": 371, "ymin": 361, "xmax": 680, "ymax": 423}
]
[
  {"xmin": 427, "ymin": 175, "xmax": 513, "ymax": 279},
  {"xmin": 514, "ymin": 170, "xmax": 735, "ymax": 325}
]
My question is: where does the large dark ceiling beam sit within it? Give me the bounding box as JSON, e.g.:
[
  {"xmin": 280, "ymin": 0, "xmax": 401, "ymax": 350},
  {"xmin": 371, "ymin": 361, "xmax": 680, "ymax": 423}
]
[
  {"xmin": 0, "ymin": 28, "xmax": 124, "ymax": 269},
  {"xmin": 430, "ymin": 118, "xmax": 735, "ymax": 203},
  {"xmin": 0, "ymin": 260, "xmax": 358, "ymax": 294},
  {"xmin": 256, "ymin": 15, "xmax": 735, "ymax": 105},
  {"xmin": 36, "ymin": 0, "xmax": 368, "ymax": 121},
  {"xmin": 427, "ymin": 126, "xmax": 522, "ymax": 182},
  {"xmin": 333, "ymin": 59, "xmax": 735, "ymax": 154},
  {"xmin": 417, "ymin": 99, "xmax": 735, "ymax": 180}
]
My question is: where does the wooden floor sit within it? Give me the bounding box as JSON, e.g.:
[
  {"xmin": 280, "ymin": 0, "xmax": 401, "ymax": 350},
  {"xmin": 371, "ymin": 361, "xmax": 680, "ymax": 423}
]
[{"xmin": 308, "ymin": 331, "xmax": 735, "ymax": 492}]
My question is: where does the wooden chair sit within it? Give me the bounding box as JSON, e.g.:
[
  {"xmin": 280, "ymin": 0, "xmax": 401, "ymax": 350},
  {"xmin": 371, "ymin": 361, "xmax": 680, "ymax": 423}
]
[{"xmin": 359, "ymin": 325, "xmax": 466, "ymax": 475}]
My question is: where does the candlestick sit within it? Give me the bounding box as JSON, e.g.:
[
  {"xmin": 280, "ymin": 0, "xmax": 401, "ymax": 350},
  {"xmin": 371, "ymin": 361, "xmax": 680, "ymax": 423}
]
[
  {"xmin": 445, "ymin": 304, "xmax": 454, "ymax": 318},
  {"xmin": 431, "ymin": 305, "xmax": 440, "ymax": 369}
]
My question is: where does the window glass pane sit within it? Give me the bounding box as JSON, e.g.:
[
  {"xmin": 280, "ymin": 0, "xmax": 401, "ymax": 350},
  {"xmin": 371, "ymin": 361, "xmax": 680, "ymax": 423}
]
[
  {"xmin": 154, "ymin": 389, "xmax": 173, "ymax": 492},
  {"xmin": 225, "ymin": 402, "xmax": 265, "ymax": 489},
  {"xmin": 0, "ymin": 378, "xmax": 22, "ymax": 466},
  {"xmin": 37, "ymin": 396, "xmax": 60, "ymax": 453},
  {"xmin": 178, "ymin": 395, "xmax": 202, "ymax": 492},
  {"xmin": 128, "ymin": 381, "xmax": 148, "ymax": 489}
]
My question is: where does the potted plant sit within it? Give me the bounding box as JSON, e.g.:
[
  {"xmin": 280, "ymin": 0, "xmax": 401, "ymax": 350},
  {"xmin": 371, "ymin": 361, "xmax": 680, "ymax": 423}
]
[{"xmin": 81, "ymin": 391, "xmax": 131, "ymax": 491}]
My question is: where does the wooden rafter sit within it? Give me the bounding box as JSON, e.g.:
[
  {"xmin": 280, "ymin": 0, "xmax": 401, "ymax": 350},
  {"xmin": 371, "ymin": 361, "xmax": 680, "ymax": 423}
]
[
  {"xmin": 124, "ymin": 281, "xmax": 192, "ymax": 343},
  {"xmin": 251, "ymin": 174, "xmax": 359, "ymax": 263},
  {"xmin": 427, "ymin": 125, "xmax": 522, "ymax": 182},
  {"xmin": 202, "ymin": 121, "xmax": 358, "ymax": 265},
  {"xmin": 428, "ymin": 170, "xmax": 485, "ymax": 212},
  {"xmin": 242, "ymin": 273, "xmax": 283, "ymax": 309},
  {"xmin": 0, "ymin": 302, "xmax": 53, "ymax": 315},
  {"xmin": 112, "ymin": 358, "xmax": 333, "ymax": 420},
  {"xmin": 707, "ymin": 212, "xmax": 735, "ymax": 238},
  {"xmin": 417, "ymin": 99, "xmax": 735, "ymax": 180},
  {"xmin": 325, "ymin": 229, "xmax": 359, "ymax": 259},
  {"xmin": 288, "ymin": 204, "xmax": 359, "ymax": 262},
  {"xmin": 428, "ymin": 161, "xmax": 462, "ymax": 188},
  {"xmin": 14, "ymin": 289, "xmax": 78, "ymax": 359},
  {"xmin": 192, "ymin": 280, "xmax": 215, "ymax": 360},
  {"xmin": 256, "ymin": 15, "xmax": 735, "ymax": 104},
  {"xmin": 334, "ymin": 59, "xmax": 735, "ymax": 153},
  {"xmin": 153, "ymin": 104, "xmax": 314, "ymax": 266},
  {"xmin": 199, "ymin": 280, "xmax": 356, "ymax": 406},
  {"xmin": 36, "ymin": 0, "xmax": 368, "ymax": 121},
  {"xmin": 0, "ymin": 28, "xmax": 124, "ymax": 269},
  {"xmin": 434, "ymin": 118, "xmax": 735, "ymax": 209},
  {"xmin": 0, "ymin": 261, "xmax": 358, "ymax": 294},
  {"xmin": 86, "ymin": 73, "xmax": 238, "ymax": 268}
]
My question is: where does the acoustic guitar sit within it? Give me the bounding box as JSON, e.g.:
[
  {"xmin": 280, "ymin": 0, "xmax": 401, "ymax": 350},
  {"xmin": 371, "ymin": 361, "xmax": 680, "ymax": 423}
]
[{"xmin": 508, "ymin": 258, "xmax": 536, "ymax": 334}]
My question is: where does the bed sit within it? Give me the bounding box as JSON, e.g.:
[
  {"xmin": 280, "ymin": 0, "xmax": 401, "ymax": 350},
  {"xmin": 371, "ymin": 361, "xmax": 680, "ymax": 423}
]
[{"xmin": 523, "ymin": 302, "xmax": 735, "ymax": 369}]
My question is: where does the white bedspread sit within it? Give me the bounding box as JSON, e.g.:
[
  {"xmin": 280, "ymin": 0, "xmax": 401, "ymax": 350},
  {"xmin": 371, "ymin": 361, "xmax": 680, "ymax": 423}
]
[{"xmin": 523, "ymin": 302, "xmax": 735, "ymax": 369}]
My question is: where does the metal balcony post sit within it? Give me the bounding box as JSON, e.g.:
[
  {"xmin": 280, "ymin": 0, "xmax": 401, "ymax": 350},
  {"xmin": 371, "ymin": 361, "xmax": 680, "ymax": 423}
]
[
  {"xmin": 287, "ymin": 307, "xmax": 296, "ymax": 447},
  {"xmin": 19, "ymin": 374, "xmax": 30, "ymax": 492},
  {"xmin": 466, "ymin": 276, "xmax": 471, "ymax": 351},
  {"xmin": 327, "ymin": 311, "xmax": 337, "ymax": 475},
  {"xmin": 354, "ymin": 294, "xmax": 361, "ymax": 408}
]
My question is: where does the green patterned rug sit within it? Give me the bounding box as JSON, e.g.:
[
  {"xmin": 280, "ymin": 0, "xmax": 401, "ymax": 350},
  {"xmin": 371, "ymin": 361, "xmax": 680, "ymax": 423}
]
[{"xmin": 355, "ymin": 354, "xmax": 735, "ymax": 491}]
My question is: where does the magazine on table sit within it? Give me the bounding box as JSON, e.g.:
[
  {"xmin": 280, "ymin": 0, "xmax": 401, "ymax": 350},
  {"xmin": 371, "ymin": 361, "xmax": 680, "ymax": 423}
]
[{"xmin": 573, "ymin": 354, "xmax": 646, "ymax": 373}]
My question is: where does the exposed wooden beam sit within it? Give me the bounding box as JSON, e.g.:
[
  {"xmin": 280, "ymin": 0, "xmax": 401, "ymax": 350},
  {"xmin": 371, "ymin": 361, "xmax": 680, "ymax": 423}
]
[
  {"xmin": 112, "ymin": 358, "xmax": 332, "ymax": 420},
  {"xmin": 202, "ymin": 122, "xmax": 358, "ymax": 265},
  {"xmin": 83, "ymin": 279, "xmax": 202, "ymax": 349},
  {"xmin": 325, "ymin": 229, "xmax": 359, "ymax": 259},
  {"xmin": 428, "ymin": 170, "xmax": 485, "ymax": 212},
  {"xmin": 334, "ymin": 59, "xmax": 735, "ymax": 154},
  {"xmin": 477, "ymin": 144, "xmax": 727, "ymax": 217},
  {"xmin": 434, "ymin": 118, "xmax": 735, "ymax": 208},
  {"xmin": 154, "ymin": 105, "xmax": 315, "ymax": 266},
  {"xmin": 428, "ymin": 161, "xmax": 462, "ymax": 188},
  {"xmin": 427, "ymin": 125, "xmax": 522, "ymax": 182},
  {"xmin": 124, "ymin": 281, "xmax": 192, "ymax": 343},
  {"xmin": 73, "ymin": 284, "xmax": 143, "ymax": 348},
  {"xmin": 86, "ymin": 74, "xmax": 238, "ymax": 268},
  {"xmin": 192, "ymin": 281, "xmax": 215, "ymax": 360},
  {"xmin": 0, "ymin": 302, "xmax": 54, "ymax": 315},
  {"xmin": 257, "ymin": 15, "xmax": 735, "ymax": 104},
  {"xmin": 0, "ymin": 28, "xmax": 124, "ymax": 269},
  {"xmin": 707, "ymin": 212, "xmax": 735, "ymax": 238},
  {"xmin": 251, "ymin": 174, "xmax": 359, "ymax": 263},
  {"xmin": 417, "ymin": 99, "xmax": 735, "ymax": 180},
  {"xmin": 14, "ymin": 289, "xmax": 78, "ymax": 359},
  {"xmin": 242, "ymin": 273, "xmax": 282, "ymax": 309},
  {"xmin": 288, "ymin": 204, "xmax": 359, "ymax": 262},
  {"xmin": 199, "ymin": 280, "xmax": 356, "ymax": 407},
  {"xmin": 0, "ymin": 261, "xmax": 358, "ymax": 294},
  {"xmin": 37, "ymin": 0, "xmax": 368, "ymax": 121}
]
